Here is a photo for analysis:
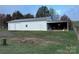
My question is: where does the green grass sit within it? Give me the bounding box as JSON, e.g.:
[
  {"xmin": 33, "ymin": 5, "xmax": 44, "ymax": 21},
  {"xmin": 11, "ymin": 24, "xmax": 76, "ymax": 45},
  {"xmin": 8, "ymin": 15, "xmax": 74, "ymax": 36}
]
[{"xmin": 0, "ymin": 31, "xmax": 78, "ymax": 54}]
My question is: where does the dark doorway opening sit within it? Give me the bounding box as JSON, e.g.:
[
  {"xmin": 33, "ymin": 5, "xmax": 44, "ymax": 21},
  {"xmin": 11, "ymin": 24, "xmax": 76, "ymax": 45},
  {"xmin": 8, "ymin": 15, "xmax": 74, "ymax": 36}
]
[{"xmin": 47, "ymin": 22, "xmax": 68, "ymax": 31}]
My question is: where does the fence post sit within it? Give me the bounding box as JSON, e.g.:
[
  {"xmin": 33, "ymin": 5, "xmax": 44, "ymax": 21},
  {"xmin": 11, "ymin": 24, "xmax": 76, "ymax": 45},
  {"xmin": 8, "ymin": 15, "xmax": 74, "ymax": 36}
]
[{"xmin": 2, "ymin": 39, "xmax": 7, "ymax": 46}]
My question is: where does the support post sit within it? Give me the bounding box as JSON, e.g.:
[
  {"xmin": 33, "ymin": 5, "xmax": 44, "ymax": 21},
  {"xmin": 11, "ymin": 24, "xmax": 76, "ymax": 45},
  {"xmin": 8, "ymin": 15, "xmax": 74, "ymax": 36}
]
[
  {"xmin": 67, "ymin": 22, "xmax": 69, "ymax": 31},
  {"xmin": 2, "ymin": 39, "xmax": 7, "ymax": 46}
]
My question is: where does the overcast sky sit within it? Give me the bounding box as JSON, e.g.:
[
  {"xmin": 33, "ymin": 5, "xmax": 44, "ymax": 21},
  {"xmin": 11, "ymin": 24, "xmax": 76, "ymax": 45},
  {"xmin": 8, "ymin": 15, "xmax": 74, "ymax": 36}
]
[{"xmin": 0, "ymin": 5, "xmax": 79, "ymax": 21}]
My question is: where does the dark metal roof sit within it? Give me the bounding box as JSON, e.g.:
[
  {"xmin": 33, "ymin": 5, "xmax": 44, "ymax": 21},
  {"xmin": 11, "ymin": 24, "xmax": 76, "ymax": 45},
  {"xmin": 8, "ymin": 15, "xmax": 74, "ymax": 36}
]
[
  {"xmin": 8, "ymin": 17, "xmax": 67, "ymax": 23},
  {"xmin": 8, "ymin": 17, "xmax": 51, "ymax": 23},
  {"xmin": 47, "ymin": 21, "xmax": 68, "ymax": 23}
]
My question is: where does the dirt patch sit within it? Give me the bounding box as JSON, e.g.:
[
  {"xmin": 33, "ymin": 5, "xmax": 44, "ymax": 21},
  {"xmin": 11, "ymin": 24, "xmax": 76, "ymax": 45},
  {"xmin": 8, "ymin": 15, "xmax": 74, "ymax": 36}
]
[
  {"xmin": 10, "ymin": 37, "xmax": 62, "ymax": 46},
  {"xmin": 78, "ymin": 30, "xmax": 79, "ymax": 32},
  {"xmin": 10, "ymin": 37, "xmax": 44, "ymax": 45}
]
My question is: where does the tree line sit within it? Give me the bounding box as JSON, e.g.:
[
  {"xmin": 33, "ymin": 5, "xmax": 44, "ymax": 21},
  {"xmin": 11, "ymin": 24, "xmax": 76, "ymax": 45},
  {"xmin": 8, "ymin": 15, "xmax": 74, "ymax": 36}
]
[{"xmin": 0, "ymin": 6, "xmax": 73, "ymax": 30}]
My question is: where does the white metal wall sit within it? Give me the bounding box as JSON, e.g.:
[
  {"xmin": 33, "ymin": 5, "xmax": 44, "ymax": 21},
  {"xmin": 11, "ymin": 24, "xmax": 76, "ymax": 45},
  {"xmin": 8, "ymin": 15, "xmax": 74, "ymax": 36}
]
[
  {"xmin": 8, "ymin": 21, "xmax": 47, "ymax": 31},
  {"xmin": 8, "ymin": 23, "xmax": 16, "ymax": 30}
]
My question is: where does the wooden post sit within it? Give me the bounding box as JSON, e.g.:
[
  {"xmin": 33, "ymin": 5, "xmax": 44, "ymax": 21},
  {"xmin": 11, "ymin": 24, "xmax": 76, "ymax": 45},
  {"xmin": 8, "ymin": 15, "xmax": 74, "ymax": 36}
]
[
  {"xmin": 67, "ymin": 22, "xmax": 69, "ymax": 31},
  {"xmin": 2, "ymin": 39, "xmax": 7, "ymax": 46}
]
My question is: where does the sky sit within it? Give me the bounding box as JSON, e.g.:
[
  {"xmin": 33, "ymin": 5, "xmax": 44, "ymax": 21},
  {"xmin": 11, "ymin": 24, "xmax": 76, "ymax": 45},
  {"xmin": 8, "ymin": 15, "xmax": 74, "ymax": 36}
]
[{"xmin": 0, "ymin": 5, "xmax": 79, "ymax": 21}]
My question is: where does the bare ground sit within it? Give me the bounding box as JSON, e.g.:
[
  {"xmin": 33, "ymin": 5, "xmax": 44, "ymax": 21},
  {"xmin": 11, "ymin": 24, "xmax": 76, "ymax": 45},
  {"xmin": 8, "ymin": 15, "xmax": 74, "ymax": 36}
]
[
  {"xmin": 9, "ymin": 37, "xmax": 61, "ymax": 46},
  {"xmin": 0, "ymin": 31, "xmax": 61, "ymax": 46}
]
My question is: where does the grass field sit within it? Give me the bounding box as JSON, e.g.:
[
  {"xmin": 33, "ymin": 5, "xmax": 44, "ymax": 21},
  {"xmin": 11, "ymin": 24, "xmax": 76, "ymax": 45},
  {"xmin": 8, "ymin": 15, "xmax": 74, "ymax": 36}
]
[{"xmin": 0, "ymin": 31, "xmax": 78, "ymax": 54}]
